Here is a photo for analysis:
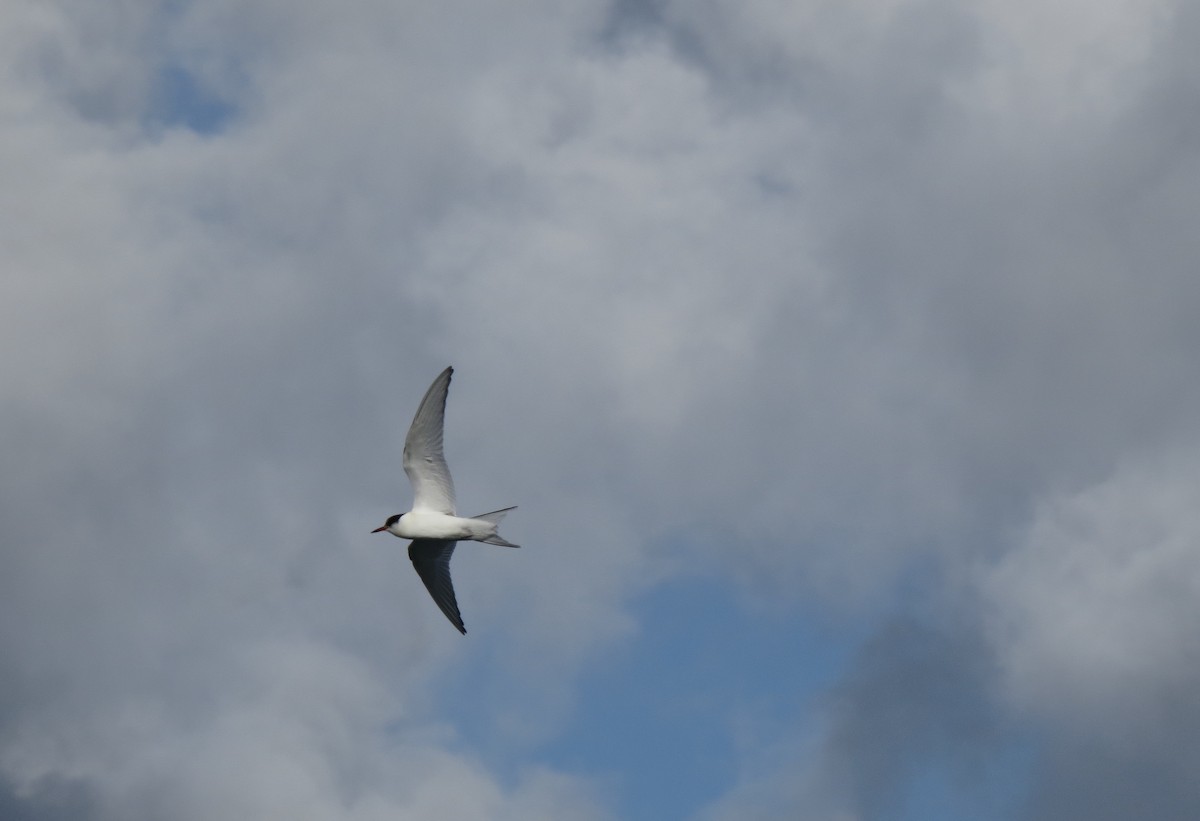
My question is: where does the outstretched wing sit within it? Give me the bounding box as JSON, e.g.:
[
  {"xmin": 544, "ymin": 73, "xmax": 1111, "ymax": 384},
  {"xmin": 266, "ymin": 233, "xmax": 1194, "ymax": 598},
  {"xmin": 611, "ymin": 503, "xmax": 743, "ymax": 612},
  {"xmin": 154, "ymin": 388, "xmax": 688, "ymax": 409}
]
[
  {"xmin": 402, "ymin": 366, "xmax": 456, "ymax": 514},
  {"xmin": 408, "ymin": 539, "xmax": 465, "ymax": 634}
]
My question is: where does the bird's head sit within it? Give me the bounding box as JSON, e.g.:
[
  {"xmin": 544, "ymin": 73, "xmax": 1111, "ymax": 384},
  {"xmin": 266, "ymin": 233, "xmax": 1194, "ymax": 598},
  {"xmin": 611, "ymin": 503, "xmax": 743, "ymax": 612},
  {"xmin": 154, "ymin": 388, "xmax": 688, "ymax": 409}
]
[{"xmin": 371, "ymin": 513, "xmax": 402, "ymax": 534}]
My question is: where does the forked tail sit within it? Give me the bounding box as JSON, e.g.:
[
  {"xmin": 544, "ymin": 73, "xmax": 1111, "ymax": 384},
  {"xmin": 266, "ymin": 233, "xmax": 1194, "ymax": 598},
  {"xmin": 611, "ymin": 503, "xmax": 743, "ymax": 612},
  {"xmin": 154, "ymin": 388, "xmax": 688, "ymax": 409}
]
[{"xmin": 472, "ymin": 506, "xmax": 520, "ymax": 547}]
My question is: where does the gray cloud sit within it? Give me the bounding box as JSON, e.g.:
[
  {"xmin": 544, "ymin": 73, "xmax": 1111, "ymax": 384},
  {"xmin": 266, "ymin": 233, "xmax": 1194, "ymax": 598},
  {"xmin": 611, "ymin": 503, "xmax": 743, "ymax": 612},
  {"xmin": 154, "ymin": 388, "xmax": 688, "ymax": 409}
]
[
  {"xmin": 0, "ymin": 774, "xmax": 98, "ymax": 821},
  {"xmin": 984, "ymin": 449, "xmax": 1200, "ymax": 820},
  {"xmin": 819, "ymin": 621, "xmax": 1006, "ymax": 818}
]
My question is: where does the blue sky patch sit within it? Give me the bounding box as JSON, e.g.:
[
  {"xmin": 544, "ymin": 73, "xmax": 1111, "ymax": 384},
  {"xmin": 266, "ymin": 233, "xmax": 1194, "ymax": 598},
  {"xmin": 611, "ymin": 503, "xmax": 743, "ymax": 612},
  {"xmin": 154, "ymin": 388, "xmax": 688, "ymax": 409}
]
[{"xmin": 150, "ymin": 65, "xmax": 235, "ymax": 134}]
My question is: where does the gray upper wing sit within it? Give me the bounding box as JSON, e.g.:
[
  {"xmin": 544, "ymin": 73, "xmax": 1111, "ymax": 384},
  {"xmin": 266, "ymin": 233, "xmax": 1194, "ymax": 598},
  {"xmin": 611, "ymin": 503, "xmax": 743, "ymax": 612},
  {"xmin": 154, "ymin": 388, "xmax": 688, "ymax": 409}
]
[{"xmin": 402, "ymin": 366, "xmax": 456, "ymax": 514}]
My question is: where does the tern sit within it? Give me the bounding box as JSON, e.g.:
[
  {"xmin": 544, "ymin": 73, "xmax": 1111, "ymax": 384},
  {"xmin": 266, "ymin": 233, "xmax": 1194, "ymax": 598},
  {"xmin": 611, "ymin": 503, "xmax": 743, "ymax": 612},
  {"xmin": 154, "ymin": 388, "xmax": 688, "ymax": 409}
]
[{"xmin": 372, "ymin": 366, "xmax": 519, "ymax": 634}]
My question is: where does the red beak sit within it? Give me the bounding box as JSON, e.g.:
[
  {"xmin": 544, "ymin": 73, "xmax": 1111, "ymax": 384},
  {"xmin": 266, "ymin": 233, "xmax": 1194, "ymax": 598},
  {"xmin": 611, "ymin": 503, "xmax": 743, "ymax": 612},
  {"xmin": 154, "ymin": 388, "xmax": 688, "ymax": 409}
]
[{"xmin": 371, "ymin": 525, "xmax": 387, "ymax": 533}]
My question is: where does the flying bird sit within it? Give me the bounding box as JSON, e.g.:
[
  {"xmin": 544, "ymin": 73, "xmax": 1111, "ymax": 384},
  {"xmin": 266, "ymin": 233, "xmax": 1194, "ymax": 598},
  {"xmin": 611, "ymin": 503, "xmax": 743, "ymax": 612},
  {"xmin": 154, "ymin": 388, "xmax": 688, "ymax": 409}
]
[{"xmin": 372, "ymin": 366, "xmax": 519, "ymax": 634}]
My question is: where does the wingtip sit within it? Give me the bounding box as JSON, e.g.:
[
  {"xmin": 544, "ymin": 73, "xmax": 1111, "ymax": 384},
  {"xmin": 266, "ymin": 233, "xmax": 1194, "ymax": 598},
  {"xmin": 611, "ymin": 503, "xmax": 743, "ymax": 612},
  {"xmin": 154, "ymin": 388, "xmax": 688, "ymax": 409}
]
[{"xmin": 443, "ymin": 611, "xmax": 467, "ymax": 635}]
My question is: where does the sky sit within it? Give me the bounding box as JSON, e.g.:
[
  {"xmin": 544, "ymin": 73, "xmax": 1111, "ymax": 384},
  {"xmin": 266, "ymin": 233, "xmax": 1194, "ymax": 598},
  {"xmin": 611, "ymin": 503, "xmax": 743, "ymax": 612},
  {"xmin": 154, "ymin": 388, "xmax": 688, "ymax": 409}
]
[{"xmin": 3, "ymin": 0, "xmax": 1200, "ymax": 819}]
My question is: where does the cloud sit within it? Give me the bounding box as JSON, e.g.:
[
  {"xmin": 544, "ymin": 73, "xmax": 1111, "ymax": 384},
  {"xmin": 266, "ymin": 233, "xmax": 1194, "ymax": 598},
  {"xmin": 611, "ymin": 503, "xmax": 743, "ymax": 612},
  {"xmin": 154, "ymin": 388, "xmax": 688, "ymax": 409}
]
[
  {"xmin": 983, "ymin": 448, "xmax": 1200, "ymax": 818},
  {"xmin": 986, "ymin": 450, "xmax": 1200, "ymax": 728},
  {"xmin": 6, "ymin": 0, "xmax": 1200, "ymax": 818},
  {"xmin": 0, "ymin": 2, "xmax": 636, "ymax": 817}
]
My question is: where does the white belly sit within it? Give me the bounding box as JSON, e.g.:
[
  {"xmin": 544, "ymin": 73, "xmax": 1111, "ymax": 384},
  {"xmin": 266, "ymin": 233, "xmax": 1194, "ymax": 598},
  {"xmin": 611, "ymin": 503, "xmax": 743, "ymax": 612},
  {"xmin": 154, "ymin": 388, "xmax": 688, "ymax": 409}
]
[{"xmin": 391, "ymin": 510, "xmax": 494, "ymax": 541}]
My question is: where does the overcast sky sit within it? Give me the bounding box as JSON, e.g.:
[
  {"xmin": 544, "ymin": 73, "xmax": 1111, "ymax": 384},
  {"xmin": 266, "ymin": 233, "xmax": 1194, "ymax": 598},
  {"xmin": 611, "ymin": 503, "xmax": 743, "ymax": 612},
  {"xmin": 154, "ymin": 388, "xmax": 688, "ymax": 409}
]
[{"xmin": 4, "ymin": 0, "xmax": 1200, "ymax": 819}]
